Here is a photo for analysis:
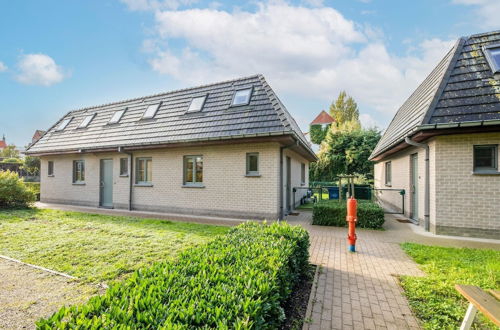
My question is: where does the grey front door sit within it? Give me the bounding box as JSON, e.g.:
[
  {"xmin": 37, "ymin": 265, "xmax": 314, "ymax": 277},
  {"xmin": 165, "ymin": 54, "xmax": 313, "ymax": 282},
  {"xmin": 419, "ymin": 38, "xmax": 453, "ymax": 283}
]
[
  {"xmin": 286, "ymin": 156, "xmax": 291, "ymax": 213},
  {"xmin": 100, "ymin": 159, "xmax": 113, "ymax": 208},
  {"xmin": 410, "ymin": 154, "xmax": 418, "ymax": 221}
]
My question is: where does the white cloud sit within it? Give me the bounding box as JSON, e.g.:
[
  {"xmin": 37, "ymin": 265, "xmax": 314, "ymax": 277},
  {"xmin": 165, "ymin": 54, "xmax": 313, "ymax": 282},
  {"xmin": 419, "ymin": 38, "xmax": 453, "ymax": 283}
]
[
  {"xmin": 144, "ymin": 2, "xmax": 454, "ymax": 116},
  {"xmin": 0, "ymin": 61, "xmax": 7, "ymax": 72},
  {"xmin": 359, "ymin": 113, "xmax": 379, "ymax": 129},
  {"xmin": 452, "ymin": 0, "xmax": 500, "ymax": 29},
  {"xmin": 16, "ymin": 54, "xmax": 66, "ymax": 86},
  {"xmin": 120, "ymin": 0, "xmax": 197, "ymax": 11}
]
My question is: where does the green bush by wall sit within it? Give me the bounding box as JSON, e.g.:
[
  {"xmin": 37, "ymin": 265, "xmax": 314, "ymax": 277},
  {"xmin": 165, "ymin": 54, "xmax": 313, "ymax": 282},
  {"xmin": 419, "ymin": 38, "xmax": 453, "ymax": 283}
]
[
  {"xmin": 24, "ymin": 182, "xmax": 40, "ymax": 194},
  {"xmin": 312, "ymin": 200, "xmax": 385, "ymax": 229},
  {"xmin": 0, "ymin": 170, "xmax": 36, "ymax": 208},
  {"xmin": 37, "ymin": 222, "xmax": 310, "ymax": 329}
]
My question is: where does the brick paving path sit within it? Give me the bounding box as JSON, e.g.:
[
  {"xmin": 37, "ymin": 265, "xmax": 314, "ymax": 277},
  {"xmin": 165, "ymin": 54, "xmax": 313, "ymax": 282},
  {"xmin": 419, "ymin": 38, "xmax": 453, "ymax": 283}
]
[{"xmin": 285, "ymin": 211, "xmax": 499, "ymax": 330}]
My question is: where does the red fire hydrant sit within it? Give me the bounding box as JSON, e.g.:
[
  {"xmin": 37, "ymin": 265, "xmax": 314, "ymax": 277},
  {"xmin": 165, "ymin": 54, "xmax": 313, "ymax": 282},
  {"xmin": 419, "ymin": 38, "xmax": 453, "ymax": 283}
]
[{"xmin": 346, "ymin": 197, "xmax": 357, "ymax": 252}]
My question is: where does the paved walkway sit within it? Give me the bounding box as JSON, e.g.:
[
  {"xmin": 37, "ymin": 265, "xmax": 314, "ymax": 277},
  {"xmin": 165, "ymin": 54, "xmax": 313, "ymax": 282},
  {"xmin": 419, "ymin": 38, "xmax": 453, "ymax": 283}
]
[{"xmin": 284, "ymin": 211, "xmax": 499, "ymax": 330}]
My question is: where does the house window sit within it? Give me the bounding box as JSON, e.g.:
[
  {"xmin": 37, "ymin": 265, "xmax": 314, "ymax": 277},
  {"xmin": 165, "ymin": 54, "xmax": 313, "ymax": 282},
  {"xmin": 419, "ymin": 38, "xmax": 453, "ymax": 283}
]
[
  {"xmin": 142, "ymin": 103, "xmax": 161, "ymax": 119},
  {"xmin": 77, "ymin": 114, "xmax": 95, "ymax": 128},
  {"xmin": 187, "ymin": 95, "xmax": 207, "ymax": 113},
  {"xmin": 231, "ymin": 88, "xmax": 252, "ymax": 106},
  {"xmin": 473, "ymin": 145, "xmax": 498, "ymax": 173},
  {"xmin": 184, "ymin": 155, "xmax": 203, "ymax": 186},
  {"xmin": 73, "ymin": 160, "xmax": 85, "ymax": 183},
  {"xmin": 108, "ymin": 109, "xmax": 125, "ymax": 124},
  {"xmin": 301, "ymin": 163, "xmax": 306, "ymax": 184},
  {"xmin": 55, "ymin": 118, "xmax": 72, "ymax": 131},
  {"xmin": 385, "ymin": 161, "xmax": 392, "ymax": 186},
  {"xmin": 136, "ymin": 157, "xmax": 152, "ymax": 184},
  {"xmin": 48, "ymin": 161, "xmax": 54, "ymax": 176},
  {"xmin": 483, "ymin": 44, "xmax": 500, "ymax": 74},
  {"xmin": 120, "ymin": 158, "xmax": 128, "ymax": 176},
  {"xmin": 246, "ymin": 153, "xmax": 259, "ymax": 175}
]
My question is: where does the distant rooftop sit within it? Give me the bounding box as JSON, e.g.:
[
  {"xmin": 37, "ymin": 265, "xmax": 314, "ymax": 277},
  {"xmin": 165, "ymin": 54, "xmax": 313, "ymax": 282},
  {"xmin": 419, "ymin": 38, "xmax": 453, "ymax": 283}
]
[{"xmin": 311, "ymin": 110, "xmax": 335, "ymax": 125}]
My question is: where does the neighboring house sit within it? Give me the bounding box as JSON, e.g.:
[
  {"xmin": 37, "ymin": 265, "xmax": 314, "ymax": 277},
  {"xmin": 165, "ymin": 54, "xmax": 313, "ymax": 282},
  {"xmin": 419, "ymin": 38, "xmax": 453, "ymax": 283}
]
[
  {"xmin": 370, "ymin": 30, "xmax": 500, "ymax": 239},
  {"xmin": 306, "ymin": 110, "xmax": 335, "ymax": 152},
  {"xmin": 26, "ymin": 75, "xmax": 316, "ymax": 220},
  {"xmin": 31, "ymin": 130, "xmax": 46, "ymax": 145},
  {"xmin": 0, "ymin": 135, "xmax": 6, "ymax": 152},
  {"xmin": 310, "ymin": 110, "xmax": 335, "ymax": 127}
]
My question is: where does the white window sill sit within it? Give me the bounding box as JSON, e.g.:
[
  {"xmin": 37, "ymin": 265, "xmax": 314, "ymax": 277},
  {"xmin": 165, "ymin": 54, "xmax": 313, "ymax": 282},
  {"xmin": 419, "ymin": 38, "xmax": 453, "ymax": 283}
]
[
  {"xmin": 119, "ymin": 174, "xmax": 129, "ymax": 177},
  {"xmin": 72, "ymin": 182, "xmax": 85, "ymax": 185},
  {"xmin": 182, "ymin": 184, "xmax": 205, "ymax": 188},
  {"xmin": 48, "ymin": 175, "xmax": 54, "ymax": 177},
  {"xmin": 472, "ymin": 171, "xmax": 500, "ymax": 175},
  {"xmin": 245, "ymin": 173, "xmax": 261, "ymax": 177},
  {"xmin": 134, "ymin": 183, "xmax": 153, "ymax": 187}
]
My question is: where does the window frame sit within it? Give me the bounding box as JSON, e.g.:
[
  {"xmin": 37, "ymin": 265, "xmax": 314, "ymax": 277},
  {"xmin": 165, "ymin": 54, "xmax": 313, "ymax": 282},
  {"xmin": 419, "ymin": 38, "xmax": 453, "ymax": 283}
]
[
  {"xmin": 72, "ymin": 160, "xmax": 85, "ymax": 184},
  {"xmin": 77, "ymin": 113, "xmax": 96, "ymax": 129},
  {"xmin": 186, "ymin": 95, "xmax": 207, "ymax": 113},
  {"xmin": 483, "ymin": 44, "xmax": 500, "ymax": 74},
  {"xmin": 142, "ymin": 102, "xmax": 162, "ymax": 120},
  {"xmin": 231, "ymin": 87, "xmax": 253, "ymax": 107},
  {"xmin": 120, "ymin": 157, "xmax": 129, "ymax": 177},
  {"xmin": 183, "ymin": 155, "xmax": 204, "ymax": 186},
  {"xmin": 473, "ymin": 144, "xmax": 498, "ymax": 173},
  {"xmin": 384, "ymin": 161, "xmax": 392, "ymax": 186},
  {"xmin": 47, "ymin": 161, "xmax": 54, "ymax": 177},
  {"xmin": 55, "ymin": 117, "xmax": 72, "ymax": 131},
  {"xmin": 246, "ymin": 152, "xmax": 260, "ymax": 176},
  {"xmin": 135, "ymin": 157, "xmax": 152, "ymax": 185},
  {"xmin": 301, "ymin": 163, "xmax": 306, "ymax": 185},
  {"xmin": 108, "ymin": 109, "xmax": 126, "ymax": 125}
]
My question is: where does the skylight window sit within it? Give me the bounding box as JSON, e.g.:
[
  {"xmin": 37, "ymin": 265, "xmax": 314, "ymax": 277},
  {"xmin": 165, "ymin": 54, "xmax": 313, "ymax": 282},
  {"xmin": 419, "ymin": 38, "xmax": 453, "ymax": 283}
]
[
  {"xmin": 142, "ymin": 102, "xmax": 161, "ymax": 119},
  {"xmin": 187, "ymin": 95, "xmax": 207, "ymax": 113},
  {"xmin": 108, "ymin": 109, "xmax": 126, "ymax": 124},
  {"xmin": 231, "ymin": 88, "xmax": 253, "ymax": 106},
  {"xmin": 55, "ymin": 118, "xmax": 72, "ymax": 131},
  {"xmin": 483, "ymin": 44, "xmax": 500, "ymax": 74},
  {"xmin": 78, "ymin": 114, "xmax": 95, "ymax": 128}
]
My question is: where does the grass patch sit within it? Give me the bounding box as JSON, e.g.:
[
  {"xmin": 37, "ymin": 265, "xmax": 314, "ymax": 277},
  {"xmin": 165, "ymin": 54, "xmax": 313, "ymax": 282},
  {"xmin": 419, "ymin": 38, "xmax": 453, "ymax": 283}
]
[
  {"xmin": 0, "ymin": 208, "xmax": 229, "ymax": 283},
  {"xmin": 400, "ymin": 243, "xmax": 500, "ymax": 329}
]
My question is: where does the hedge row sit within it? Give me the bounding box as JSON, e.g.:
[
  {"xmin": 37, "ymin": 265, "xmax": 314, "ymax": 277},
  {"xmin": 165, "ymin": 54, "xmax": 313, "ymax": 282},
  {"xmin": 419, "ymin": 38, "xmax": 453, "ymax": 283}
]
[
  {"xmin": 0, "ymin": 170, "xmax": 36, "ymax": 208},
  {"xmin": 312, "ymin": 200, "xmax": 385, "ymax": 229},
  {"xmin": 37, "ymin": 222, "xmax": 310, "ymax": 329},
  {"xmin": 24, "ymin": 182, "xmax": 40, "ymax": 194}
]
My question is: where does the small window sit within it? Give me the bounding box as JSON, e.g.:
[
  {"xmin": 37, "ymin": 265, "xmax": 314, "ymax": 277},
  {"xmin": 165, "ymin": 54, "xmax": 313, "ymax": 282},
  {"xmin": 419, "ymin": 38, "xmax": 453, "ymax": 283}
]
[
  {"xmin": 483, "ymin": 44, "xmax": 500, "ymax": 74},
  {"xmin": 108, "ymin": 109, "xmax": 125, "ymax": 124},
  {"xmin": 136, "ymin": 157, "xmax": 152, "ymax": 184},
  {"xmin": 78, "ymin": 114, "xmax": 96, "ymax": 128},
  {"xmin": 142, "ymin": 103, "xmax": 161, "ymax": 119},
  {"xmin": 246, "ymin": 153, "xmax": 259, "ymax": 175},
  {"xmin": 120, "ymin": 158, "xmax": 128, "ymax": 176},
  {"xmin": 301, "ymin": 163, "xmax": 306, "ymax": 184},
  {"xmin": 73, "ymin": 160, "xmax": 85, "ymax": 183},
  {"xmin": 231, "ymin": 88, "xmax": 252, "ymax": 106},
  {"xmin": 385, "ymin": 161, "xmax": 392, "ymax": 186},
  {"xmin": 187, "ymin": 95, "xmax": 207, "ymax": 112},
  {"xmin": 48, "ymin": 161, "xmax": 54, "ymax": 176},
  {"xmin": 55, "ymin": 118, "xmax": 72, "ymax": 131},
  {"xmin": 184, "ymin": 155, "xmax": 203, "ymax": 185},
  {"xmin": 473, "ymin": 145, "xmax": 498, "ymax": 172}
]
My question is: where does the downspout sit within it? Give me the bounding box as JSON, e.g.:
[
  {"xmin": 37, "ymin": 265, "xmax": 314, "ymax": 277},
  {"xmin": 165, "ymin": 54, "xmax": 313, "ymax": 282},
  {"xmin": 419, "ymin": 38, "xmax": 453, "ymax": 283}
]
[
  {"xmin": 404, "ymin": 137, "xmax": 430, "ymax": 231},
  {"xmin": 118, "ymin": 147, "xmax": 133, "ymax": 211},
  {"xmin": 279, "ymin": 140, "xmax": 299, "ymax": 220}
]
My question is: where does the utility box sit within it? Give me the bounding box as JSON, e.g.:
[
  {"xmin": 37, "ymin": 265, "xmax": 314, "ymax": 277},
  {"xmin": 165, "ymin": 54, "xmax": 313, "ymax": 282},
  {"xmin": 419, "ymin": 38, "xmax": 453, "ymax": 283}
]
[{"xmin": 328, "ymin": 187, "xmax": 340, "ymax": 200}]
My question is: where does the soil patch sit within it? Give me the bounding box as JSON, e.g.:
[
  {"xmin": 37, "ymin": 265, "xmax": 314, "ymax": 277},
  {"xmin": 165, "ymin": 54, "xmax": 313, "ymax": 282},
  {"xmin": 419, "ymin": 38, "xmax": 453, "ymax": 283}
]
[{"xmin": 282, "ymin": 264, "xmax": 316, "ymax": 330}]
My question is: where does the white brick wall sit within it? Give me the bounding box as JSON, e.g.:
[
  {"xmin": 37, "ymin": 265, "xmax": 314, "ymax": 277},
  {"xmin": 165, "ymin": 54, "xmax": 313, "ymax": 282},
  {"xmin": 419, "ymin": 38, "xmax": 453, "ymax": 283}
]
[{"xmin": 40, "ymin": 142, "xmax": 311, "ymax": 220}]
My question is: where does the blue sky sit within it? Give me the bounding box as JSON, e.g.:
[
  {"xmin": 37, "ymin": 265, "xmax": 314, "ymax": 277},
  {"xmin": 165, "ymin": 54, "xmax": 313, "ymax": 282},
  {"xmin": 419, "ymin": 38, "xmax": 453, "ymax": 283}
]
[{"xmin": 0, "ymin": 0, "xmax": 498, "ymax": 147}]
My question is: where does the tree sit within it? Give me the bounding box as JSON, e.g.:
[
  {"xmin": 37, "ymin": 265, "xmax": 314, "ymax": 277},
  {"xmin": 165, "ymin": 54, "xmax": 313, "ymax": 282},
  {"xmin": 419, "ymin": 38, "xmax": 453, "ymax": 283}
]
[
  {"xmin": 329, "ymin": 91, "xmax": 360, "ymax": 127},
  {"xmin": 1, "ymin": 144, "xmax": 20, "ymax": 158},
  {"xmin": 309, "ymin": 124, "xmax": 329, "ymax": 145},
  {"xmin": 310, "ymin": 127, "xmax": 381, "ymax": 182},
  {"xmin": 22, "ymin": 156, "xmax": 40, "ymax": 176}
]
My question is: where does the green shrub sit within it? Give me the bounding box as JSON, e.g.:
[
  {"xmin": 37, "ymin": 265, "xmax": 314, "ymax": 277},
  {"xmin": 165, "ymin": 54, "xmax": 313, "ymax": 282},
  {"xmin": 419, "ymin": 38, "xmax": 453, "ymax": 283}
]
[
  {"xmin": 24, "ymin": 182, "xmax": 40, "ymax": 194},
  {"xmin": 0, "ymin": 170, "xmax": 36, "ymax": 208},
  {"xmin": 312, "ymin": 200, "xmax": 384, "ymax": 229},
  {"xmin": 37, "ymin": 222, "xmax": 310, "ymax": 329}
]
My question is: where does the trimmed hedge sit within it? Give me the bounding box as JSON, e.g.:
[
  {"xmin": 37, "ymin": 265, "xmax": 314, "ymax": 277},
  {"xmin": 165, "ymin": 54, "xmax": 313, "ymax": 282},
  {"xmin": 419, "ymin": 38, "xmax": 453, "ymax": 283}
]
[
  {"xmin": 37, "ymin": 222, "xmax": 310, "ymax": 329},
  {"xmin": 0, "ymin": 170, "xmax": 36, "ymax": 208},
  {"xmin": 312, "ymin": 200, "xmax": 385, "ymax": 229}
]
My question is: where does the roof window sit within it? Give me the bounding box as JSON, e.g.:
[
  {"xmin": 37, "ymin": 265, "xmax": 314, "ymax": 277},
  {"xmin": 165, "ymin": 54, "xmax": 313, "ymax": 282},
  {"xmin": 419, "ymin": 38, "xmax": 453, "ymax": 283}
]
[
  {"xmin": 78, "ymin": 114, "xmax": 95, "ymax": 128},
  {"xmin": 55, "ymin": 118, "xmax": 72, "ymax": 131},
  {"xmin": 142, "ymin": 102, "xmax": 162, "ymax": 119},
  {"xmin": 187, "ymin": 95, "xmax": 207, "ymax": 113},
  {"xmin": 108, "ymin": 109, "xmax": 126, "ymax": 124},
  {"xmin": 231, "ymin": 88, "xmax": 253, "ymax": 106},
  {"xmin": 483, "ymin": 44, "xmax": 500, "ymax": 74}
]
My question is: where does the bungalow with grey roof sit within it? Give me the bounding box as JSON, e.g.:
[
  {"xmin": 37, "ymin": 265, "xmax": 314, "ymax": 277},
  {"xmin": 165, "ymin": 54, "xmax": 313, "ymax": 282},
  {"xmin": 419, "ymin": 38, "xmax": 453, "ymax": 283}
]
[
  {"xmin": 26, "ymin": 74, "xmax": 317, "ymax": 220},
  {"xmin": 370, "ymin": 30, "xmax": 500, "ymax": 239}
]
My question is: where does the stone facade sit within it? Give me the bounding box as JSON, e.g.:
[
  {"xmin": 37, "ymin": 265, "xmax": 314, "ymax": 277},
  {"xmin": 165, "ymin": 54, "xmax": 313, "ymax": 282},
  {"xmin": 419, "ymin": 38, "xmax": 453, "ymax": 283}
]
[
  {"xmin": 40, "ymin": 142, "xmax": 309, "ymax": 220},
  {"xmin": 374, "ymin": 132, "xmax": 500, "ymax": 239}
]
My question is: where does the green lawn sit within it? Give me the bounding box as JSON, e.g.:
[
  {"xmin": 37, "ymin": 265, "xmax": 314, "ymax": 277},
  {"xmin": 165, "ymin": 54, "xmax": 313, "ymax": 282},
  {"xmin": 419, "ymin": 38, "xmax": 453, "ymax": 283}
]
[
  {"xmin": 0, "ymin": 208, "xmax": 229, "ymax": 283},
  {"xmin": 400, "ymin": 243, "xmax": 500, "ymax": 329}
]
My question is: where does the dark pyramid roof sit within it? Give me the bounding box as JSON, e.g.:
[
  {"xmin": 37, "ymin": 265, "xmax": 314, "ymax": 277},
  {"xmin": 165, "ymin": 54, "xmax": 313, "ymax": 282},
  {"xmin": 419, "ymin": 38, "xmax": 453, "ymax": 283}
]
[
  {"xmin": 26, "ymin": 74, "xmax": 315, "ymax": 159},
  {"xmin": 371, "ymin": 30, "xmax": 500, "ymax": 160}
]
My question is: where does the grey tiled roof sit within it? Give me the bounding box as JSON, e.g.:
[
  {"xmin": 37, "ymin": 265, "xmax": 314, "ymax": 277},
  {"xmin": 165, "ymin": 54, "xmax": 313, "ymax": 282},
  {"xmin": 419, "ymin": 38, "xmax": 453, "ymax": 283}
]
[
  {"xmin": 371, "ymin": 30, "xmax": 500, "ymax": 159},
  {"xmin": 26, "ymin": 74, "xmax": 314, "ymax": 157}
]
